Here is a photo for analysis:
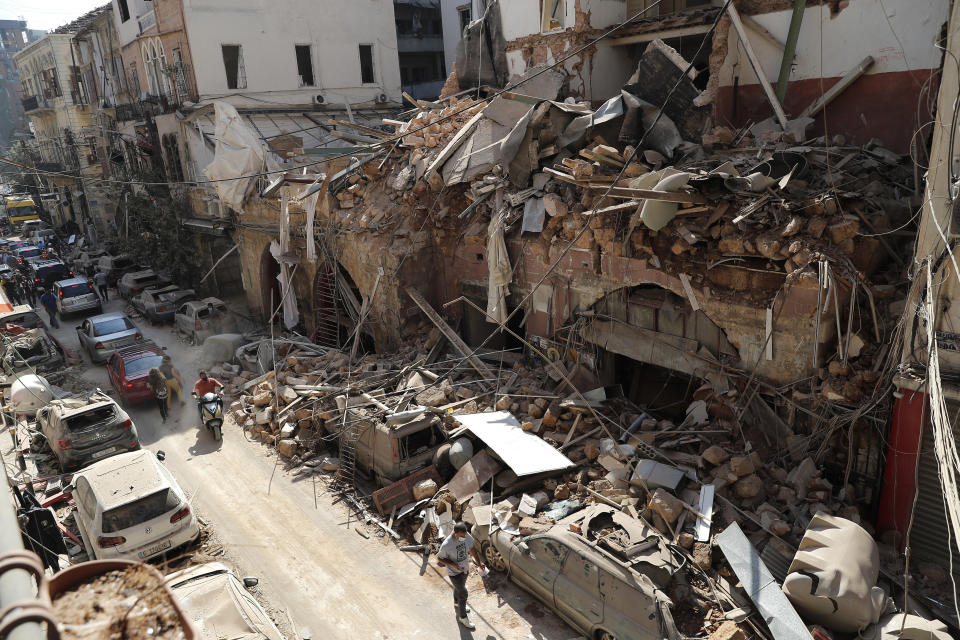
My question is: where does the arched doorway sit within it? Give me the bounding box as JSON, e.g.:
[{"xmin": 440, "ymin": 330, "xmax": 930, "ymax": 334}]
[{"xmin": 259, "ymin": 244, "xmax": 281, "ymax": 321}]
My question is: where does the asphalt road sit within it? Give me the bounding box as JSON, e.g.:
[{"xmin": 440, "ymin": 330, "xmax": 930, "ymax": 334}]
[{"xmin": 43, "ymin": 291, "xmax": 574, "ymax": 640}]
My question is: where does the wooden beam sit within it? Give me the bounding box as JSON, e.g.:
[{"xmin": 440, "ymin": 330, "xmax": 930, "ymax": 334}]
[
  {"xmin": 800, "ymin": 55, "xmax": 875, "ymax": 118},
  {"xmin": 603, "ymin": 186, "xmax": 708, "ymax": 204},
  {"xmin": 726, "ymin": 3, "xmax": 789, "ymax": 129},
  {"xmin": 406, "ymin": 288, "xmax": 495, "ymax": 382},
  {"xmin": 604, "ymin": 23, "xmax": 713, "ymax": 47}
]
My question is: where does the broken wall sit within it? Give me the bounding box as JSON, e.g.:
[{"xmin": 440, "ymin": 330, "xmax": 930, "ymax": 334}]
[{"xmin": 713, "ymin": 0, "xmax": 948, "ymax": 152}]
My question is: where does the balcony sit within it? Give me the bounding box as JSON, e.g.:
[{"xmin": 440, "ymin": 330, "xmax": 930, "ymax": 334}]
[{"xmin": 21, "ymin": 95, "xmax": 52, "ymax": 113}]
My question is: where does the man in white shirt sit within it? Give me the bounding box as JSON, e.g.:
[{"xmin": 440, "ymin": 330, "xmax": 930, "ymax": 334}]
[{"xmin": 436, "ymin": 522, "xmax": 485, "ymax": 629}]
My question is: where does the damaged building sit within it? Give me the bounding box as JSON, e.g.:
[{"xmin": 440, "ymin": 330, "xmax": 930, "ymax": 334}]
[{"xmin": 175, "ymin": 0, "xmax": 960, "ymax": 637}]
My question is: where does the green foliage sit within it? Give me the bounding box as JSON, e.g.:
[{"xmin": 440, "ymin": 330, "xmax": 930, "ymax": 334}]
[{"xmin": 110, "ymin": 192, "xmax": 202, "ymax": 288}]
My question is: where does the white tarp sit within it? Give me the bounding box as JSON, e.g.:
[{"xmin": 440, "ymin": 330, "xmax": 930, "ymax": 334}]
[
  {"xmin": 486, "ymin": 199, "xmax": 511, "ymax": 324},
  {"xmin": 204, "ymin": 101, "xmax": 280, "ymax": 212},
  {"xmin": 452, "ymin": 411, "xmax": 574, "ymax": 476}
]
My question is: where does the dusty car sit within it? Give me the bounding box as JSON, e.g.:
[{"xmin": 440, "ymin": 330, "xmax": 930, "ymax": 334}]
[
  {"xmin": 106, "ymin": 343, "xmax": 166, "ymax": 406},
  {"xmin": 53, "ymin": 277, "xmax": 101, "ymax": 316},
  {"xmin": 28, "ymin": 259, "xmax": 72, "ymax": 289},
  {"xmin": 95, "ymin": 254, "xmax": 136, "ymax": 286},
  {"xmin": 165, "ymin": 562, "xmax": 285, "ymax": 640},
  {"xmin": 174, "ymin": 298, "xmax": 235, "ymax": 345},
  {"xmin": 118, "ymin": 269, "xmax": 169, "ymax": 299},
  {"xmin": 66, "ymin": 449, "xmax": 200, "ymax": 561},
  {"xmin": 0, "ymin": 305, "xmax": 45, "ymax": 330},
  {"xmin": 74, "ymin": 249, "xmax": 109, "ymax": 276},
  {"xmin": 75, "ymin": 312, "xmax": 144, "ymax": 364},
  {"xmin": 35, "ymin": 393, "xmax": 139, "ymax": 471},
  {"xmin": 473, "ymin": 505, "xmax": 680, "ymax": 640},
  {"xmin": 11, "ymin": 245, "xmax": 43, "ymax": 271},
  {"xmin": 1, "ymin": 328, "xmax": 65, "ymax": 376},
  {"xmin": 0, "ymin": 263, "xmax": 15, "ymax": 282},
  {"xmin": 131, "ymin": 285, "xmax": 196, "ymax": 324},
  {"xmin": 333, "ymin": 403, "xmax": 446, "ymax": 485}
]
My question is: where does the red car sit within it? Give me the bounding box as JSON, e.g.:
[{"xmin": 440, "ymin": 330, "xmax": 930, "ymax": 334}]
[{"xmin": 106, "ymin": 343, "xmax": 166, "ymax": 405}]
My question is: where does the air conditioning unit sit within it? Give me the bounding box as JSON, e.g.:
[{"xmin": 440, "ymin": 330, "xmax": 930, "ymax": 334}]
[
  {"xmin": 205, "ymin": 197, "xmax": 225, "ymax": 219},
  {"xmin": 313, "ymin": 94, "xmax": 325, "ymax": 105},
  {"xmin": 376, "ymin": 93, "xmax": 388, "ymax": 104}
]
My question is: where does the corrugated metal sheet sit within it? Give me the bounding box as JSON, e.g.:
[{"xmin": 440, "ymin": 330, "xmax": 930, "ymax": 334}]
[
  {"xmin": 912, "ymin": 400, "xmax": 960, "ymax": 566},
  {"xmin": 451, "ymin": 411, "xmax": 575, "ymax": 476}
]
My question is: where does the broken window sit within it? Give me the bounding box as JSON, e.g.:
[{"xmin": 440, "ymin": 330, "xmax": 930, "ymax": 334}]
[
  {"xmin": 221, "ymin": 44, "xmax": 246, "ymax": 90},
  {"xmin": 66, "ymin": 405, "xmax": 118, "ymax": 432},
  {"xmin": 398, "ymin": 423, "xmax": 443, "ymax": 460},
  {"xmin": 102, "ymin": 489, "xmax": 180, "ymax": 532},
  {"xmin": 295, "ymin": 44, "xmax": 314, "ymax": 87},
  {"xmin": 541, "ymin": 0, "xmax": 563, "ymax": 32},
  {"xmin": 458, "ymin": 4, "xmax": 471, "ymax": 33},
  {"xmin": 117, "ymin": 0, "xmax": 130, "ymax": 22},
  {"xmin": 358, "ymin": 44, "xmax": 375, "ymax": 84}
]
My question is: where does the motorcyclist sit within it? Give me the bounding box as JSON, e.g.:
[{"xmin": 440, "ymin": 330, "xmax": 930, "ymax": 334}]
[{"xmin": 192, "ymin": 370, "xmax": 224, "ymax": 420}]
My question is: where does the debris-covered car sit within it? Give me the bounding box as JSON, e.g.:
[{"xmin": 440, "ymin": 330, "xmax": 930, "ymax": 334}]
[
  {"xmin": 1, "ymin": 328, "xmax": 65, "ymax": 375},
  {"xmin": 165, "ymin": 562, "xmax": 285, "ymax": 640},
  {"xmin": 0, "ymin": 305, "xmax": 45, "ymax": 330},
  {"xmin": 35, "ymin": 392, "xmax": 139, "ymax": 471},
  {"xmin": 75, "ymin": 312, "xmax": 143, "ymax": 364},
  {"xmin": 131, "ymin": 285, "xmax": 196, "ymax": 324},
  {"xmin": 473, "ymin": 505, "xmax": 680, "ymax": 640},
  {"xmin": 174, "ymin": 297, "xmax": 235, "ymax": 345},
  {"xmin": 66, "ymin": 449, "xmax": 200, "ymax": 561}
]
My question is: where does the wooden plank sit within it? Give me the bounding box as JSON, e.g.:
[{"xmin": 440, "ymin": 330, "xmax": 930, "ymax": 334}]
[
  {"xmin": 800, "ymin": 56, "xmax": 875, "ymax": 118},
  {"xmin": 727, "ymin": 3, "xmax": 789, "ymax": 129},
  {"xmin": 678, "ymin": 273, "xmax": 701, "ymax": 311},
  {"xmin": 372, "ymin": 465, "xmax": 443, "ymax": 515},
  {"xmin": 406, "ymin": 288, "xmax": 495, "ymax": 382},
  {"xmin": 562, "ymin": 414, "xmax": 582, "ymax": 448},
  {"xmin": 543, "ymin": 166, "xmax": 587, "ymax": 186},
  {"xmin": 602, "ymin": 186, "xmax": 707, "ymax": 204}
]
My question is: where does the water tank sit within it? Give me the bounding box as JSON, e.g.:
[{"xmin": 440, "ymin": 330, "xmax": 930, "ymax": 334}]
[
  {"xmin": 9, "ymin": 374, "xmax": 52, "ymax": 414},
  {"xmin": 448, "ymin": 437, "xmax": 474, "ymax": 469}
]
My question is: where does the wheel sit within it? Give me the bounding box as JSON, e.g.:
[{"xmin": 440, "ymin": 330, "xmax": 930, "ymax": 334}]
[
  {"xmin": 482, "ymin": 541, "xmax": 507, "ymax": 573},
  {"xmin": 213, "ymin": 424, "xmax": 222, "ymax": 441}
]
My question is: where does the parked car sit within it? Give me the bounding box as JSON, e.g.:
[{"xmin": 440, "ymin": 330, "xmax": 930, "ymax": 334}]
[
  {"xmin": 74, "ymin": 249, "xmax": 109, "ymax": 276},
  {"xmin": 0, "ymin": 263, "xmax": 16, "ymax": 282},
  {"xmin": 473, "ymin": 505, "xmax": 680, "ymax": 640},
  {"xmin": 11, "ymin": 245, "xmax": 43, "ymax": 271},
  {"xmin": 28, "ymin": 259, "xmax": 72, "ymax": 289},
  {"xmin": 0, "ymin": 305, "xmax": 45, "ymax": 330},
  {"xmin": 131, "ymin": 285, "xmax": 196, "ymax": 324},
  {"xmin": 0, "ymin": 328, "xmax": 65, "ymax": 376},
  {"xmin": 75, "ymin": 312, "xmax": 144, "ymax": 364},
  {"xmin": 118, "ymin": 269, "xmax": 169, "ymax": 299},
  {"xmin": 65, "ymin": 449, "xmax": 200, "ymax": 561},
  {"xmin": 95, "ymin": 254, "xmax": 136, "ymax": 287},
  {"xmin": 35, "ymin": 392, "xmax": 139, "ymax": 471},
  {"xmin": 165, "ymin": 563, "xmax": 285, "ymax": 640},
  {"xmin": 53, "ymin": 277, "xmax": 102, "ymax": 316},
  {"xmin": 106, "ymin": 342, "xmax": 165, "ymax": 405},
  {"xmin": 174, "ymin": 298, "xmax": 235, "ymax": 345}
]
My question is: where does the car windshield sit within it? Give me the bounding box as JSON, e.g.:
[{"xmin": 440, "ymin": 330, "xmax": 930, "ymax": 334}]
[
  {"xmin": 19, "ymin": 248, "xmax": 39, "ymax": 257},
  {"xmin": 65, "ymin": 405, "xmax": 117, "ymax": 432},
  {"xmin": 61, "ymin": 283, "xmax": 93, "ymax": 298},
  {"xmin": 196, "ymin": 306, "xmax": 225, "ymax": 319},
  {"xmin": 125, "ymin": 354, "xmax": 163, "ymax": 375},
  {"xmin": 159, "ymin": 291, "xmax": 185, "ymax": 302},
  {"xmin": 92, "ymin": 317, "xmax": 135, "ymax": 336},
  {"xmin": 101, "ymin": 489, "xmax": 179, "ymax": 532},
  {"xmin": 37, "ymin": 265, "xmax": 66, "ymax": 277}
]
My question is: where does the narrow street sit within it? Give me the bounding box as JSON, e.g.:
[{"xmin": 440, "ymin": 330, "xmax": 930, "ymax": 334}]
[{"xmin": 41, "ymin": 294, "xmax": 574, "ymax": 640}]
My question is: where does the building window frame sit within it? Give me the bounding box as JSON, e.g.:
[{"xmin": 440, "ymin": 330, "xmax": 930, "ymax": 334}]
[
  {"xmin": 457, "ymin": 4, "xmax": 472, "ymax": 34},
  {"xmin": 294, "ymin": 44, "xmax": 315, "ymax": 87},
  {"xmin": 221, "ymin": 44, "xmax": 246, "ymax": 90},
  {"xmin": 358, "ymin": 43, "xmax": 375, "ymax": 85}
]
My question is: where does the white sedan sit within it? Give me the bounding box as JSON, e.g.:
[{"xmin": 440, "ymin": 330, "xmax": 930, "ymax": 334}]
[{"xmin": 66, "ymin": 449, "xmax": 200, "ymax": 561}]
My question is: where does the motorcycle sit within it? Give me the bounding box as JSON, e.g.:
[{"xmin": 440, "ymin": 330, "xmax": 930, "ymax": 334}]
[{"xmin": 192, "ymin": 389, "xmax": 224, "ymax": 441}]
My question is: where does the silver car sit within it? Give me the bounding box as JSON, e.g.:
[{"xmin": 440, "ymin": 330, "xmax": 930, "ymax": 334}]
[
  {"xmin": 75, "ymin": 312, "xmax": 144, "ymax": 364},
  {"xmin": 174, "ymin": 298, "xmax": 234, "ymax": 345},
  {"xmin": 117, "ymin": 269, "xmax": 165, "ymax": 299},
  {"xmin": 54, "ymin": 278, "xmax": 102, "ymax": 316},
  {"xmin": 131, "ymin": 285, "xmax": 196, "ymax": 324}
]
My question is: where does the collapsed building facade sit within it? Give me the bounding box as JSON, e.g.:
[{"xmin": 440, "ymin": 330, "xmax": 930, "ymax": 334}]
[{"xmin": 195, "ymin": 0, "xmax": 960, "ymax": 635}]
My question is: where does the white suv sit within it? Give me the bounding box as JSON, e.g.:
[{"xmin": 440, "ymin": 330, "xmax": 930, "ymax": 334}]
[
  {"xmin": 53, "ymin": 277, "xmax": 101, "ymax": 315},
  {"xmin": 67, "ymin": 450, "xmax": 200, "ymax": 561}
]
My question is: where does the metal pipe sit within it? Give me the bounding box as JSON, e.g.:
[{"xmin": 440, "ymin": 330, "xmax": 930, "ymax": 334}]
[
  {"xmin": 0, "ymin": 413, "xmax": 44, "ymax": 640},
  {"xmin": 775, "ymin": 0, "xmax": 805, "ymax": 102}
]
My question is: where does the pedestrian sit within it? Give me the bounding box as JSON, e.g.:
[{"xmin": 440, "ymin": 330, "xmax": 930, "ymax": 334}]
[
  {"xmin": 21, "ymin": 277, "xmax": 37, "ymax": 307},
  {"xmin": 147, "ymin": 368, "xmax": 169, "ymax": 423},
  {"xmin": 93, "ymin": 269, "xmax": 108, "ymax": 301},
  {"xmin": 2, "ymin": 279, "xmax": 20, "ymax": 306},
  {"xmin": 38, "ymin": 288, "xmax": 59, "ymax": 329},
  {"xmin": 436, "ymin": 522, "xmax": 485, "ymax": 629},
  {"xmin": 159, "ymin": 355, "xmax": 185, "ymax": 405}
]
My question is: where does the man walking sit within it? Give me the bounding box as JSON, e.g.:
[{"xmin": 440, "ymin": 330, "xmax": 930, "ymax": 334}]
[
  {"xmin": 38, "ymin": 289, "xmax": 59, "ymax": 329},
  {"xmin": 21, "ymin": 276, "xmax": 37, "ymax": 307},
  {"xmin": 437, "ymin": 522, "xmax": 485, "ymax": 630},
  {"xmin": 93, "ymin": 269, "xmax": 108, "ymax": 301}
]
